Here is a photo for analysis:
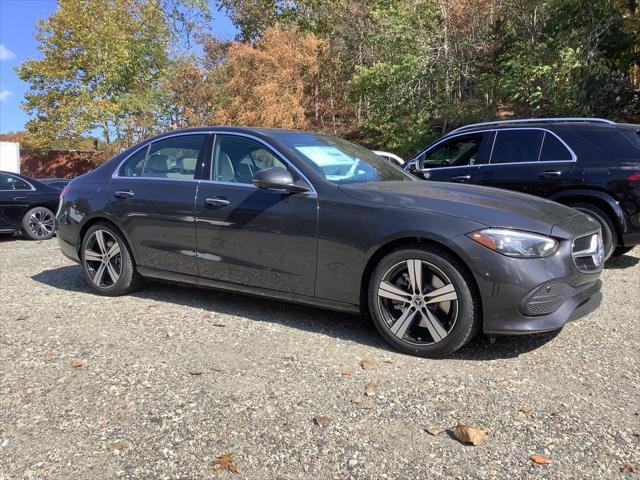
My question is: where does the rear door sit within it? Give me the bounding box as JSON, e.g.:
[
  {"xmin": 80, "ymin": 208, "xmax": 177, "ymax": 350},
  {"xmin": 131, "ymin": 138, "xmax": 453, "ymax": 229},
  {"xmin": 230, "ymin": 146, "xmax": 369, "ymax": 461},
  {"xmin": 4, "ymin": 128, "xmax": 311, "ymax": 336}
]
[
  {"xmin": 0, "ymin": 173, "xmax": 36, "ymax": 231},
  {"xmin": 413, "ymin": 132, "xmax": 493, "ymax": 184},
  {"xmin": 194, "ymin": 133, "xmax": 318, "ymax": 296},
  {"xmin": 107, "ymin": 134, "xmax": 207, "ymax": 276},
  {"xmin": 476, "ymin": 128, "xmax": 576, "ymax": 197}
]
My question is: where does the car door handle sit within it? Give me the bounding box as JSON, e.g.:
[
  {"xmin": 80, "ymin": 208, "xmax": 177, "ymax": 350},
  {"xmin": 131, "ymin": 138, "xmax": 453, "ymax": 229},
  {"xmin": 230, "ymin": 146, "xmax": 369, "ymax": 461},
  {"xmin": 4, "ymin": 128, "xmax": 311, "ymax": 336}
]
[
  {"xmin": 205, "ymin": 197, "xmax": 230, "ymax": 208},
  {"xmin": 114, "ymin": 190, "xmax": 135, "ymax": 199},
  {"xmin": 451, "ymin": 175, "xmax": 471, "ymax": 182},
  {"xmin": 12, "ymin": 196, "xmax": 27, "ymax": 200},
  {"xmin": 538, "ymin": 170, "xmax": 562, "ymax": 177}
]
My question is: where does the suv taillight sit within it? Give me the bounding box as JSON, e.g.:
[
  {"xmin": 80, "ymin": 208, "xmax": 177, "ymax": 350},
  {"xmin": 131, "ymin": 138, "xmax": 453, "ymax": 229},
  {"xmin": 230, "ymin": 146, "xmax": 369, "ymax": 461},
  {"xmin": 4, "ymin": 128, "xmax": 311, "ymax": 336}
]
[{"xmin": 627, "ymin": 172, "xmax": 640, "ymax": 182}]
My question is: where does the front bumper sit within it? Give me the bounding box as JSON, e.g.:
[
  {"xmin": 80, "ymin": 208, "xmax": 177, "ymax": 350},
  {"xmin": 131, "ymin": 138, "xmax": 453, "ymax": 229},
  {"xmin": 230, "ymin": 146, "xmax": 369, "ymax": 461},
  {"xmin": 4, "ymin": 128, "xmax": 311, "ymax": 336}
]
[{"xmin": 452, "ymin": 233, "xmax": 602, "ymax": 335}]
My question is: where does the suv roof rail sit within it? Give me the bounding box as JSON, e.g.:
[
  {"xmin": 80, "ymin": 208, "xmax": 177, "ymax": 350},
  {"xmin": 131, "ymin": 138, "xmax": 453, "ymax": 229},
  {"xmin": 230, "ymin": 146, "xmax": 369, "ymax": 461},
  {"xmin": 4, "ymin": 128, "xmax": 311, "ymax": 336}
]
[{"xmin": 447, "ymin": 117, "xmax": 616, "ymax": 136}]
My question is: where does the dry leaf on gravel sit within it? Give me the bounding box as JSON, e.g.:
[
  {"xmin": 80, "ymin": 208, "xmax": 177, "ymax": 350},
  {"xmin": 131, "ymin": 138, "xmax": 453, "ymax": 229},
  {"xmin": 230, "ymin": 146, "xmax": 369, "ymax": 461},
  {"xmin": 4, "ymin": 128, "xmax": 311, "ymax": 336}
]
[
  {"xmin": 70, "ymin": 360, "xmax": 83, "ymax": 368},
  {"xmin": 621, "ymin": 464, "xmax": 637, "ymax": 473},
  {"xmin": 203, "ymin": 312, "xmax": 211, "ymax": 319},
  {"xmin": 15, "ymin": 315, "xmax": 29, "ymax": 321},
  {"xmin": 341, "ymin": 370, "xmax": 353, "ymax": 376},
  {"xmin": 454, "ymin": 423, "xmax": 488, "ymax": 446},
  {"xmin": 284, "ymin": 354, "xmax": 296, "ymax": 361},
  {"xmin": 211, "ymin": 323, "xmax": 226, "ymax": 327},
  {"xmin": 365, "ymin": 381, "xmax": 379, "ymax": 397},
  {"xmin": 212, "ymin": 453, "xmax": 240, "ymax": 475},
  {"xmin": 519, "ymin": 405, "xmax": 534, "ymax": 415},
  {"xmin": 530, "ymin": 454, "xmax": 551, "ymax": 465},
  {"xmin": 313, "ymin": 416, "xmax": 332, "ymax": 426},
  {"xmin": 111, "ymin": 439, "xmax": 133, "ymax": 452},
  {"xmin": 188, "ymin": 370, "xmax": 203, "ymax": 375},
  {"xmin": 359, "ymin": 359, "xmax": 375, "ymax": 370},
  {"xmin": 425, "ymin": 427, "xmax": 443, "ymax": 436}
]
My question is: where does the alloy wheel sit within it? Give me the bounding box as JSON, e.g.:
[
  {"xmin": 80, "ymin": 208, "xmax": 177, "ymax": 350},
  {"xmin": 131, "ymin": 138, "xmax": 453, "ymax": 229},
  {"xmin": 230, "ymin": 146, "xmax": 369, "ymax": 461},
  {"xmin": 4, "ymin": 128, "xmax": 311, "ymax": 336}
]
[
  {"xmin": 376, "ymin": 259, "xmax": 459, "ymax": 345},
  {"xmin": 27, "ymin": 208, "xmax": 55, "ymax": 239},
  {"xmin": 84, "ymin": 229, "xmax": 122, "ymax": 288}
]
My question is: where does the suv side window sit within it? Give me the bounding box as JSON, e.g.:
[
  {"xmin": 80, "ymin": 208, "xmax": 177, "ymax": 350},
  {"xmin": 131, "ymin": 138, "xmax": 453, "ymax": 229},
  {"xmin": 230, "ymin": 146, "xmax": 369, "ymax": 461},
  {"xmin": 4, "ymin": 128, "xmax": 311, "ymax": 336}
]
[
  {"xmin": 540, "ymin": 132, "xmax": 573, "ymax": 161},
  {"xmin": 212, "ymin": 135, "xmax": 289, "ymax": 184},
  {"xmin": 0, "ymin": 174, "xmax": 31, "ymax": 190},
  {"xmin": 421, "ymin": 134, "xmax": 484, "ymax": 169},
  {"xmin": 491, "ymin": 130, "xmax": 544, "ymax": 164}
]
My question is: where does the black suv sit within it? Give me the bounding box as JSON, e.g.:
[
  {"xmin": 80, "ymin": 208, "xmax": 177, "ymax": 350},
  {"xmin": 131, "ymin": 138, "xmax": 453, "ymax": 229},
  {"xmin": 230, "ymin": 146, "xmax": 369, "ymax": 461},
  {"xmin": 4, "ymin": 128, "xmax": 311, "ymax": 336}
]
[{"xmin": 405, "ymin": 118, "xmax": 640, "ymax": 259}]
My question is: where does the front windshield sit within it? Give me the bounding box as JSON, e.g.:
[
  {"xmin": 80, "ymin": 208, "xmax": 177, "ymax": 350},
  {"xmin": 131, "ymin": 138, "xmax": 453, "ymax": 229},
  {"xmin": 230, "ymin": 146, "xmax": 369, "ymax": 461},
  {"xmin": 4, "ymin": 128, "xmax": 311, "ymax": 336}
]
[{"xmin": 271, "ymin": 132, "xmax": 414, "ymax": 184}]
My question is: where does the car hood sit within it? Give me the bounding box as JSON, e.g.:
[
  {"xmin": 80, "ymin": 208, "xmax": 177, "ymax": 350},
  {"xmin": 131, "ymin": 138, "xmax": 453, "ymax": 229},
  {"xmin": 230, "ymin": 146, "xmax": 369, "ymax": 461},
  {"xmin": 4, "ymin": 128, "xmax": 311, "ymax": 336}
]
[{"xmin": 340, "ymin": 181, "xmax": 582, "ymax": 236}]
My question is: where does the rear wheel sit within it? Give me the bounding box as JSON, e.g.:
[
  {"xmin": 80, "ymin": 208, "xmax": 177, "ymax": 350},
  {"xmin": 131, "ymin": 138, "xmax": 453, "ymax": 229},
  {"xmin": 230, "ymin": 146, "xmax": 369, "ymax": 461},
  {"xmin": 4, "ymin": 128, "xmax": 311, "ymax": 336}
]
[
  {"xmin": 81, "ymin": 223, "xmax": 142, "ymax": 296},
  {"xmin": 21, "ymin": 206, "xmax": 56, "ymax": 240},
  {"xmin": 568, "ymin": 203, "xmax": 617, "ymax": 260},
  {"xmin": 368, "ymin": 246, "xmax": 480, "ymax": 357}
]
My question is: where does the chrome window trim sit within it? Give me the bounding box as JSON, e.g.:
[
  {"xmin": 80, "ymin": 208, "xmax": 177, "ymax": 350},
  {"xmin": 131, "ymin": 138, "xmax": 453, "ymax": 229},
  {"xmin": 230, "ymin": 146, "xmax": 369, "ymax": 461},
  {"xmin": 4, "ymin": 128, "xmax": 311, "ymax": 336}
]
[
  {"xmin": 448, "ymin": 117, "xmax": 615, "ymax": 135},
  {"xmin": 417, "ymin": 127, "xmax": 577, "ymax": 173},
  {"xmin": 0, "ymin": 173, "xmax": 36, "ymax": 191},
  {"xmin": 112, "ymin": 130, "xmax": 317, "ymax": 195}
]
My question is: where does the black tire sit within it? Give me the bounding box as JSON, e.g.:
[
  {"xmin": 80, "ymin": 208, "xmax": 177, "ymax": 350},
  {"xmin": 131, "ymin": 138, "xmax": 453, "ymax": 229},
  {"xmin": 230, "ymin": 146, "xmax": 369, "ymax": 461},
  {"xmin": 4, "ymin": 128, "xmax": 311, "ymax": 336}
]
[
  {"xmin": 568, "ymin": 203, "xmax": 618, "ymax": 260},
  {"xmin": 368, "ymin": 245, "xmax": 480, "ymax": 358},
  {"xmin": 612, "ymin": 246, "xmax": 634, "ymax": 257},
  {"xmin": 21, "ymin": 206, "xmax": 56, "ymax": 240},
  {"xmin": 81, "ymin": 222, "xmax": 142, "ymax": 296}
]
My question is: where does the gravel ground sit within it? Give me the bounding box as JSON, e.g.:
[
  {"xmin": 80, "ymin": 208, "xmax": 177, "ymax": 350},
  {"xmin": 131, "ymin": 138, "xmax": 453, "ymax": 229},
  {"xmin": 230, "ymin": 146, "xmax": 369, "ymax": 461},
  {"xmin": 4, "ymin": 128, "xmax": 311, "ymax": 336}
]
[{"xmin": 0, "ymin": 236, "xmax": 639, "ymax": 479}]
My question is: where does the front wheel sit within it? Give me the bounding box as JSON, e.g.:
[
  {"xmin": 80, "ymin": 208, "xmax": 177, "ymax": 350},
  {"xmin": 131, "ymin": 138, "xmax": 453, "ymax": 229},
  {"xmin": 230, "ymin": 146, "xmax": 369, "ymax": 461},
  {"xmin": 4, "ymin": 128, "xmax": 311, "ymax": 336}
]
[
  {"xmin": 81, "ymin": 223, "xmax": 142, "ymax": 296},
  {"xmin": 368, "ymin": 246, "xmax": 480, "ymax": 358}
]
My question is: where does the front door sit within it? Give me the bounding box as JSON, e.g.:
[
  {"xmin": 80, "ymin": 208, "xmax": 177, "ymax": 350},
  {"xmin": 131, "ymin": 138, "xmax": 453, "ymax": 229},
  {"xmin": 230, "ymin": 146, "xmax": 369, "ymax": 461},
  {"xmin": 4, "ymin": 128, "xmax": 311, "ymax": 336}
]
[
  {"xmin": 107, "ymin": 134, "xmax": 208, "ymax": 276},
  {"xmin": 195, "ymin": 133, "xmax": 318, "ymax": 296},
  {"xmin": 414, "ymin": 132, "xmax": 493, "ymax": 184}
]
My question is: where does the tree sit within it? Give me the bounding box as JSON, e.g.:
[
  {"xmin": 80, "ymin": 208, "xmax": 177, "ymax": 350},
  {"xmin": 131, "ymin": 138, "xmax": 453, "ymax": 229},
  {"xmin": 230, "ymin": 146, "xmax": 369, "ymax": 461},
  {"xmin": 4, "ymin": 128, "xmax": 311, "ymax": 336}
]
[{"xmin": 214, "ymin": 25, "xmax": 326, "ymax": 129}]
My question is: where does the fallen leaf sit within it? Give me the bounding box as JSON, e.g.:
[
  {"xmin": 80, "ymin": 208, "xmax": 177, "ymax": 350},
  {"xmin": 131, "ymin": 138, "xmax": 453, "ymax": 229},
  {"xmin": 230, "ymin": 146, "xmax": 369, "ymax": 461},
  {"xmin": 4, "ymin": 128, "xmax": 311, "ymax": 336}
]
[
  {"xmin": 188, "ymin": 370, "xmax": 203, "ymax": 376},
  {"xmin": 454, "ymin": 423, "xmax": 488, "ymax": 446},
  {"xmin": 366, "ymin": 381, "xmax": 380, "ymax": 388},
  {"xmin": 341, "ymin": 370, "xmax": 353, "ymax": 376},
  {"xmin": 425, "ymin": 427, "xmax": 443, "ymax": 436},
  {"xmin": 284, "ymin": 354, "xmax": 296, "ymax": 361},
  {"xmin": 212, "ymin": 453, "xmax": 240, "ymax": 475},
  {"xmin": 498, "ymin": 378, "xmax": 508, "ymax": 386},
  {"xmin": 530, "ymin": 454, "xmax": 551, "ymax": 465},
  {"xmin": 211, "ymin": 323, "xmax": 226, "ymax": 328},
  {"xmin": 99, "ymin": 420, "xmax": 109, "ymax": 428},
  {"xmin": 519, "ymin": 405, "xmax": 534, "ymax": 415},
  {"xmin": 359, "ymin": 359, "xmax": 375, "ymax": 370},
  {"xmin": 621, "ymin": 464, "xmax": 637, "ymax": 473},
  {"xmin": 70, "ymin": 360, "xmax": 83, "ymax": 369},
  {"xmin": 15, "ymin": 315, "xmax": 29, "ymax": 321},
  {"xmin": 365, "ymin": 387, "xmax": 376, "ymax": 397},
  {"xmin": 203, "ymin": 312, "xmax": 211, "ymax": 319},
  {"xmin": 313, "ymin": 416, "xmax": 332, "ymax": 426},
  {"xmin": 46, "ymin": 351, "xmax": 56, "ymax": 358}
]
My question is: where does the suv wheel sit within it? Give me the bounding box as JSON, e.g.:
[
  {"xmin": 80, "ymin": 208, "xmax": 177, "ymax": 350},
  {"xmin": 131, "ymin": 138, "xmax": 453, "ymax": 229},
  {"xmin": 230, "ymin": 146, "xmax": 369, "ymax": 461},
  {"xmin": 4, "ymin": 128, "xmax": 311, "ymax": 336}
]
[
  {"xmin": 81, "ymin": 223, "xmax": 142, "ymax": 296},
  {"xmin": 568, "ymin": 203, "xmax": 617, "ymax": 260},
  {"xmin": 368, "ymin": 246, "xmax": 479, "ymax": 357}
]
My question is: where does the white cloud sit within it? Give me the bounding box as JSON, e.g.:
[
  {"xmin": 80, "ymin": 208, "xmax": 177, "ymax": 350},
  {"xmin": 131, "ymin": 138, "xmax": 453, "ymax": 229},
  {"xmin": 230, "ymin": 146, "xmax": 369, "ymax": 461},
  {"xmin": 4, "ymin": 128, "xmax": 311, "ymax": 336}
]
[
  {"xmin": 0, "ymin": 89, "xmax": 11, "ymax": 101},
  {"xmin": 0, "ymin": 44, "xmax": 16, "ymax": 61}
]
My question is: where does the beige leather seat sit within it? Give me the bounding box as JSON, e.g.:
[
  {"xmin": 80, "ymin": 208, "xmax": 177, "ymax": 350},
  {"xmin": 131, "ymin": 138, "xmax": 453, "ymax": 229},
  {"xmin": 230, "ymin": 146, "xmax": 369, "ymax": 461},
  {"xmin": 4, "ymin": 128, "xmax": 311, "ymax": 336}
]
[{"xmin": 217, "ymin": 152, "xmax": 235, "ymax": 182}]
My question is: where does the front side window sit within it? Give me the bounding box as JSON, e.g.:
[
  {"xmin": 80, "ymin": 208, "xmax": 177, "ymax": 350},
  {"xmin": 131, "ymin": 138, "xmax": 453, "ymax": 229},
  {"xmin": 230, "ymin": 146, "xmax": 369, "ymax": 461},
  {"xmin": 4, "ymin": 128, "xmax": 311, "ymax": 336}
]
[
  {"xmin": 0, "ymin": 174, "xmax": 31, "ymax": 190},
  {"xmin": 118, "ymin": 135, "xmax": 205, "ymax": 179},
  {"xmin": 271, "ymin": 132, "xmax": 412, "ymax": 184},
  {"xmin": 491, "ymin": 130, "xmax": 544, "ymax": 164},
  {"xmin": 211, "ymin": 135, "xmax": 289, "ymax": 184},
  {"xmin": 421, "ymin": 134, "xmax": 483, "ymax": 169}
]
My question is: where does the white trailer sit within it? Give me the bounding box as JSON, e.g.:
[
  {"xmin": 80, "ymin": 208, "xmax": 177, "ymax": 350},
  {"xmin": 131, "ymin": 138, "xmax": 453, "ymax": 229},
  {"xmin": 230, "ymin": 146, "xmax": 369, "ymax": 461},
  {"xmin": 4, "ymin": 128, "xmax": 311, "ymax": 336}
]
[{"xmin": 0, "ymin": 141, "xmax": 20, "ymax": 173}]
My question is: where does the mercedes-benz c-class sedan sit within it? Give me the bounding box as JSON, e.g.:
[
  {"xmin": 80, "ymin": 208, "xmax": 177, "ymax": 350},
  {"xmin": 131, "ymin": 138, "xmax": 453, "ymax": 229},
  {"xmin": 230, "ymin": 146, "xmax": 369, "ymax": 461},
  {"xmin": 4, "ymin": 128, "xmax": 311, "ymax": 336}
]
[{"xmin": 56, "ymin": 128, "xmax": 604, "ymax": 357}]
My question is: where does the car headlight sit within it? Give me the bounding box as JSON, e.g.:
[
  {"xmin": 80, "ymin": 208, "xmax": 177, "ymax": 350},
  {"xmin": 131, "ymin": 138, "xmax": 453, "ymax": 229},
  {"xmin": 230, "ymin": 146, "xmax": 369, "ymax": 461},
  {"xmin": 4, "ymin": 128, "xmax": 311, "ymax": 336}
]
[{"xmin": 468, "ymin": 228, "xmax": 558, "ymax": 258}]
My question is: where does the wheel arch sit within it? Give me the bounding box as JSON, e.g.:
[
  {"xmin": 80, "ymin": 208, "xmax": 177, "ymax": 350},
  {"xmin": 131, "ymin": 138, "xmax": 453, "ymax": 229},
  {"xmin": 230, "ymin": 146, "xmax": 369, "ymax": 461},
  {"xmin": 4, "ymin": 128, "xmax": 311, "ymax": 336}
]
[
  {"xmin": 359, "ymin": 236, "xmax": 482, "ymax": 320},
  {"xmin": 551, "ymin": 189, "xmax": 627, "ymax": 239},
  {"xmin": 77, "ymin": 216, "xmax": 138, "ymax": 265}
]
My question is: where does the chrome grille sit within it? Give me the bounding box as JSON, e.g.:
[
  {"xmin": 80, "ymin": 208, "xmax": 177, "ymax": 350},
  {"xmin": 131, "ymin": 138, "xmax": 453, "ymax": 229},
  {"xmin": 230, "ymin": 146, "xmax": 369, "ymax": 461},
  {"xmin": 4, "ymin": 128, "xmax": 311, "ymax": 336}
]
[{"xmin": 572, "ymin": 232, "xmax": 604, "ymax": 273}]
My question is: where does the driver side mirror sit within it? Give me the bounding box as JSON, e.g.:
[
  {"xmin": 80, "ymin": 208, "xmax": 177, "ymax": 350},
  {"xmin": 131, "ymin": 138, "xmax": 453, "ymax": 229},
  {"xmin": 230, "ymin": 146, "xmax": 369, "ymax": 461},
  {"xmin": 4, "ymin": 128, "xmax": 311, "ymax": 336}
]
[{"xmin": 252, "ymin": 167, "xmax": 310, "ymax": 193}]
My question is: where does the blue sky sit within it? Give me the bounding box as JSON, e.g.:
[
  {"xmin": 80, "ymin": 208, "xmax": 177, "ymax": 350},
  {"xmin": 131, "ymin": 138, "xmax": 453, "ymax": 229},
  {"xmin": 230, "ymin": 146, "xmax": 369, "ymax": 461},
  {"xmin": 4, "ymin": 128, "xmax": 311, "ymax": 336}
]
[{"xmin": 0, "ymin": 0, "xmax": 237, "ymax": 134}]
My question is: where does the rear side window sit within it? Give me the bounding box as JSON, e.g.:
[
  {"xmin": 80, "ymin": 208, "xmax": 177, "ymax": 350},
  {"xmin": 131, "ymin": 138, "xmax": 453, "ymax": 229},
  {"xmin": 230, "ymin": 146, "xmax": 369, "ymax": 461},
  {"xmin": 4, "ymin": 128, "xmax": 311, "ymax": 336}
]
[
  {"xmin": 0, "ymin": 174, "xmax": 31, "ymax": 190},
  {"xmin": 119, "ymin": 146, "xmax": 148, "ymax": 177},
  {"xmin": 491, "ymin": 130, "xmax": 543, "ymax": 164},
  {"xmin": 574, "ymin": 129, "xmax": 640, "ymax": 158},
  {"xmin": 540, "ymin": 132, "xmax": 573, "ymax": 161}
]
